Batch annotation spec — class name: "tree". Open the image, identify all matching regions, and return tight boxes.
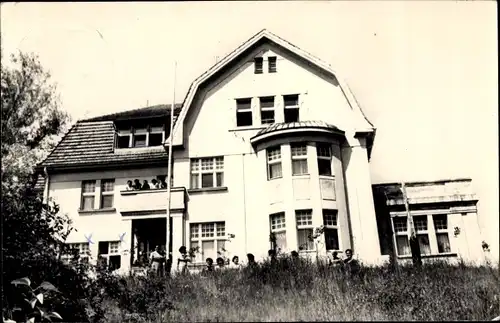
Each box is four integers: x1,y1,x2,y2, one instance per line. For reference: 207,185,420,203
1,49,70,189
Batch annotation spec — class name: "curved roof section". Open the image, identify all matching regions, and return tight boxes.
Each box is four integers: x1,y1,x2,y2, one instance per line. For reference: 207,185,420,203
250,120,345,146
170,29,375,145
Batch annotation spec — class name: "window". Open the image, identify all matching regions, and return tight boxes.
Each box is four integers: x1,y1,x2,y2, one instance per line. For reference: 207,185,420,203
323,210,339,251
81,180,96,210
296,210,314,251
236,98,253,127
254,57,263,74
115,124,166,148
392,215,447,257
62,243,90,264
98,241,121,270
433,214,451,253
267,146,282,180
100,179,115,209
268,56,277,73
413,215,431,255
190,157,224,189
317,143,333,176
270,212,287,252
284,94,300,123
260,96,275,124
291,143,308,175
190,222,226,262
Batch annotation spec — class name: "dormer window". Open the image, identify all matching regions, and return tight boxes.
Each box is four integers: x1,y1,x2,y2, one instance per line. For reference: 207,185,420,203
284,94,300,123
254,57,263,74
115,122,166,149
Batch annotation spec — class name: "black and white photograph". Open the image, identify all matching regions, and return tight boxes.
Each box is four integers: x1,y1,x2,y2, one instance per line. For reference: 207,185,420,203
1,1,498,322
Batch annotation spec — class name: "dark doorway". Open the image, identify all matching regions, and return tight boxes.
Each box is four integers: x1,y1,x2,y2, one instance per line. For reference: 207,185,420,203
131,218,167,267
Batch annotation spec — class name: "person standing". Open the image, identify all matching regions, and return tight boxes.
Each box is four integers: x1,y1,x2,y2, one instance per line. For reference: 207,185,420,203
149,246,165,277
177,246,190,275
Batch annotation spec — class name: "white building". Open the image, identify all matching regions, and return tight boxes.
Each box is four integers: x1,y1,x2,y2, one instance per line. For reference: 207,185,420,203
35,29,490,273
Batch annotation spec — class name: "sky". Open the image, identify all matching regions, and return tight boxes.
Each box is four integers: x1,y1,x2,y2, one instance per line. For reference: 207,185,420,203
1,1,498,249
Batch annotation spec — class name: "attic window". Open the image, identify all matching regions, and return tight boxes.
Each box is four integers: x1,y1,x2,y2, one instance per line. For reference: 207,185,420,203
115,124,166,149
284,94,300,123
254,57,263,74
268,57,277,73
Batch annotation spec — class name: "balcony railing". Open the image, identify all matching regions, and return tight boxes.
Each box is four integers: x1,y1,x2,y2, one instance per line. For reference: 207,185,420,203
120,187,186,215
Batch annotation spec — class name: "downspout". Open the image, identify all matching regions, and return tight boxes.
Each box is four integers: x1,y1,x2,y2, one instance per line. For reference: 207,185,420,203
242,153,248,254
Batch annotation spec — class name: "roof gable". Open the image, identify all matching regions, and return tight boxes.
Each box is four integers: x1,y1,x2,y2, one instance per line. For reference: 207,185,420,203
170,29,375,146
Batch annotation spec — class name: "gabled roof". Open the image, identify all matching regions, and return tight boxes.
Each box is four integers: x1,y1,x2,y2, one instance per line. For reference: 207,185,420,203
37,105,181,171
170,29,375,146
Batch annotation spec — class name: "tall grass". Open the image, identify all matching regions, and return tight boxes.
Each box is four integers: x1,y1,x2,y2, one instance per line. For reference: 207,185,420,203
95,257,500,322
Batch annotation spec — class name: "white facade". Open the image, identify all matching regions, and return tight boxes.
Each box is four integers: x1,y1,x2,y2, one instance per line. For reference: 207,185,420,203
40,30,491,273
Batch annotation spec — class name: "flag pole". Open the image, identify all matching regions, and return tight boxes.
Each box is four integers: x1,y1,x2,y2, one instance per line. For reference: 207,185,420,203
401,182,421,267
166,61,177,269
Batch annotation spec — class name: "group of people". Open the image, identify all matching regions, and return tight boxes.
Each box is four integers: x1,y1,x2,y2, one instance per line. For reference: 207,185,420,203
125,177,168,191
146,245,360,277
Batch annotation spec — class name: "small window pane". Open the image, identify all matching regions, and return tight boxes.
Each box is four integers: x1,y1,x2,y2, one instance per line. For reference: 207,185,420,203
98,241,109,255
202,241,215,259
236,98,252,110
216,172,223,187
134,134,146,148
296,210,313,226
414,216,428,232
396,235,410,256
82,181,96,193
215,157,224,170
270,213,286,230
149,133,163,147
109,242,120,254
191,174,199,189
324,228,339,250
291,144,307,156
117,135,130,148
202,174,213,188
216,222,226,237
237,111,253,127
261,110,275,124
318,159,332,176
260,96,274,109
100,195,114,209
433,214,448,230
109,255,121,270
101,179,114,192
191,159,200,172
269,163,282,179
267,147,281,161
292,160,308,175
82,196,95,210
284,94,299,107
284,108,299,123
201,223,215,238
323,211,338,227
417,234,431,255
393,217,408,233
436,233,451,253
190,224,199,239
201,158,214,171
298,229,314,251
317,144,332,157
274,231,287,252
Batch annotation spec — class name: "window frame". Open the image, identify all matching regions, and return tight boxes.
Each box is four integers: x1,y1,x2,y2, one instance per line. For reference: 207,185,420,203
236,98,253,127
81,180,97,210
115,125,166,149
316,143,333,177
61,242,90,264
323,209,340,251
270,212,287,252
433,214,451,254
266,146,283,180
254,57,263,74
190,222,226,263
100,179,115,209
190,157,224,189
268,56,277,73
296,209,314,251
291,143,309,176
284,94,300,123
259,96,275,124
391,214,453,257
98,241,121,270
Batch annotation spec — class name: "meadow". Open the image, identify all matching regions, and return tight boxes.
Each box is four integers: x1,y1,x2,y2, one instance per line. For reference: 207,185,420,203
91,257,500,322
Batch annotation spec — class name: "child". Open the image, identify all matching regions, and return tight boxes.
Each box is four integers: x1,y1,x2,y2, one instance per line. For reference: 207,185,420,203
177,246,190,274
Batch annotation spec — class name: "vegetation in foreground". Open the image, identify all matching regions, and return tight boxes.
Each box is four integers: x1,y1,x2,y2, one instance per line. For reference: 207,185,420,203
91,257,499,322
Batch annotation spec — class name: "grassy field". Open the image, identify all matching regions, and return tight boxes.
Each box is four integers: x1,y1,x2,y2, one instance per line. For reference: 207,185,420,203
95,257,500,322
